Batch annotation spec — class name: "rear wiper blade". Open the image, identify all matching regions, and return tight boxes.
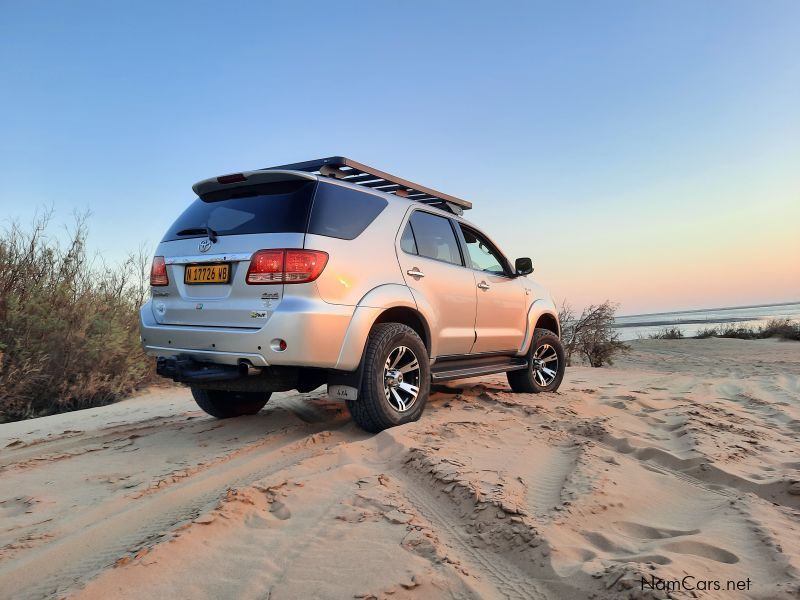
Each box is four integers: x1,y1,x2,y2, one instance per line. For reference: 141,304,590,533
175,226,218,243
175,227,207,237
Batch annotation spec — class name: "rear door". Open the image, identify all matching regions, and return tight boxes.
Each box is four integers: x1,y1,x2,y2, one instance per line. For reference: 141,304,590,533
396,210,477,357
152,178,315,328
456,224,526,354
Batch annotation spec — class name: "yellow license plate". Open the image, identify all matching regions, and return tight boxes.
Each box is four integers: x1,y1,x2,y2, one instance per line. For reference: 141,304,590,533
184,263,230,284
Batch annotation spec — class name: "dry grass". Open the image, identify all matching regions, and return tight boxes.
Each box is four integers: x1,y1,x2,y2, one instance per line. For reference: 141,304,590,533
0,211,160,422
649,326,684,339
694,319,799,341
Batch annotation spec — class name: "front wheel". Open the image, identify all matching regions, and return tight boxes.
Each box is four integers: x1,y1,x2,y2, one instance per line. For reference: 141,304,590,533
190,387,271,419
347,323,430,433
507,328,565,393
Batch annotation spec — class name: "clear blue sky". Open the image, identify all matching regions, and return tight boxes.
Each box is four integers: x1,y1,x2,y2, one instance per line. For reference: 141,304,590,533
1,1,798,313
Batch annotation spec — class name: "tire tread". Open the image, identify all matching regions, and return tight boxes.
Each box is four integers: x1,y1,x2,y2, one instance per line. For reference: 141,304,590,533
347,323,429,433
507,328,565,393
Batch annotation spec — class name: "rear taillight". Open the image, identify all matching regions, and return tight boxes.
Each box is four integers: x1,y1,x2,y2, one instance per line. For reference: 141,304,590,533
246,250,284,284
150,256,169,286
246,249,328,284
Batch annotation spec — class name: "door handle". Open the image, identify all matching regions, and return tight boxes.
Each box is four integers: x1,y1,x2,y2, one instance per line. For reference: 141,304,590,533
406,268,425,278
477,281,490,290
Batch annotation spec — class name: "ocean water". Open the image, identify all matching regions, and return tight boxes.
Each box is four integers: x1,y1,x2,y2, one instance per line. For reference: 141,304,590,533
613,301,800,341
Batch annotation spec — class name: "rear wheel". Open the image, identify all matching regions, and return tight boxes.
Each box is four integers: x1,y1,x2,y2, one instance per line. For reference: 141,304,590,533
347,323,430,433
190,387,271,419
507,328,565,393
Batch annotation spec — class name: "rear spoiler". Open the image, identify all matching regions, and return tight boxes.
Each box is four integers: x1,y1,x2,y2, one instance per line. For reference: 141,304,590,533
192,170,316,199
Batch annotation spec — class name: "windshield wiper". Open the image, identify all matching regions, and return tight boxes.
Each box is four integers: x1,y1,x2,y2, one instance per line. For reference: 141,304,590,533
175,226,218,242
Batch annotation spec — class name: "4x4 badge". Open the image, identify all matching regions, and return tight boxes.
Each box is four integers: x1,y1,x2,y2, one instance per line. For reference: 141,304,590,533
198,239,212,253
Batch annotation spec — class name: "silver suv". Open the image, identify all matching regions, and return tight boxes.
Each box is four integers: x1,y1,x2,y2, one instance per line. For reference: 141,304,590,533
140,157,564,432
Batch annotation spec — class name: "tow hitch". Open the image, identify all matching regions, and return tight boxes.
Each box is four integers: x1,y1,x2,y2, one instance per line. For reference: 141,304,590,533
156,355,254,384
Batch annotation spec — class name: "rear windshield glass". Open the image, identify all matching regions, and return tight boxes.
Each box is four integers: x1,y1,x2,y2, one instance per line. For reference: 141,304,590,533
161,180,316,242
307,182,387,240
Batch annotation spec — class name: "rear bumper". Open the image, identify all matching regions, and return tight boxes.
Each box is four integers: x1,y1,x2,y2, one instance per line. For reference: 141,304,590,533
139,297,355,369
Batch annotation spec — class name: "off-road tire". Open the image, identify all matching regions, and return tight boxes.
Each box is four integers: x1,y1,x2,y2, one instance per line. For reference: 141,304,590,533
507,328,565,393
347,323,430,433
190,387,271,419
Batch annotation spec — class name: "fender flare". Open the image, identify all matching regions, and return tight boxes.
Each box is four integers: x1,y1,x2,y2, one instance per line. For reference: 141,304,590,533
517,299,560,355
334,284,422,371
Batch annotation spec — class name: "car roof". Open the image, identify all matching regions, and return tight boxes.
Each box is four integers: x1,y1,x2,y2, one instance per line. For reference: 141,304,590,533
193,168,483,229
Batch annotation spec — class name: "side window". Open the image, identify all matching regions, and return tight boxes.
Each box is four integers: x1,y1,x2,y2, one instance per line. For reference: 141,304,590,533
308,182,388,240
400,222,418,254
408,211,463,266
459,226,508,275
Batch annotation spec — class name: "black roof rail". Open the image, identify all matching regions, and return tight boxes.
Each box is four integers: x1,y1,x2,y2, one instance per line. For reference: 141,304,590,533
264,156,471,215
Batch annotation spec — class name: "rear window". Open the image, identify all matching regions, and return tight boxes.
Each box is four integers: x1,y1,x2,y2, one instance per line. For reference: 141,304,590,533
407,211,463,266
307,182,387,240
162,180,316,242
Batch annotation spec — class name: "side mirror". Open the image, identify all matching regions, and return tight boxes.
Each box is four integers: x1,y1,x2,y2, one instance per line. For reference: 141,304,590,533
514,257,533,276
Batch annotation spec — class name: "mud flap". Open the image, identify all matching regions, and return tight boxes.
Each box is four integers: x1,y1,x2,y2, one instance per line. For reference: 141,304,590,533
327,365,364,402
327,385,358,401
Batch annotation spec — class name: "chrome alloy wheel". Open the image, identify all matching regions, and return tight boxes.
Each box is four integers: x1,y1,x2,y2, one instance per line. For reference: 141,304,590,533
383,345,421,412
531,343,559,387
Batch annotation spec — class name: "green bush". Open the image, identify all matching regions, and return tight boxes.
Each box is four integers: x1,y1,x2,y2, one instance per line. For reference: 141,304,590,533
0,212,158,422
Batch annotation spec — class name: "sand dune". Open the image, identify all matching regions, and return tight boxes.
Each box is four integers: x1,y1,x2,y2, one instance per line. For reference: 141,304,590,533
1,338,798,599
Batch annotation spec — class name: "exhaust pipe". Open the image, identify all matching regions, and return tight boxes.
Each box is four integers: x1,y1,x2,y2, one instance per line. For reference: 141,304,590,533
238,360,262,377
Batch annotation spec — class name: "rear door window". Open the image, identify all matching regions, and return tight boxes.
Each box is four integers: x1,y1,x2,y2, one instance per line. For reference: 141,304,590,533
308,182,388,240
162,180,316,241
399,222,418,254
407,211,463,266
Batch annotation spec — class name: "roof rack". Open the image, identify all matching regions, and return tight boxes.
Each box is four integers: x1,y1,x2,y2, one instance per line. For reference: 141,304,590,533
264,156,471,215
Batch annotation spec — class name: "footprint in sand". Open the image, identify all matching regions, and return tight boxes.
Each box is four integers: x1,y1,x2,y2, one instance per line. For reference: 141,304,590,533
582,531,637,554
662,540,739,564
603,400,627,410
245,513,271,529
614,521,699,540
270,500,291,520
611,554,672,565
0,497,35,518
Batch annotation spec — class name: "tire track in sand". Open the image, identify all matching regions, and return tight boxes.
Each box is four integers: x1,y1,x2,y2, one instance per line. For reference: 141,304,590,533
0,422,353,600
393,468,549,600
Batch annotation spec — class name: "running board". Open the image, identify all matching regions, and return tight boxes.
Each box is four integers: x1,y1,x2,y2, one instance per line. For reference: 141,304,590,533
430,357,528,382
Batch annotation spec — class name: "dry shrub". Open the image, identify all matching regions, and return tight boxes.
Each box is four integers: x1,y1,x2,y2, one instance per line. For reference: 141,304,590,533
0,211,158,422
693,318,799,341
558,300,629,367
694,327,717,339
649,327,684,339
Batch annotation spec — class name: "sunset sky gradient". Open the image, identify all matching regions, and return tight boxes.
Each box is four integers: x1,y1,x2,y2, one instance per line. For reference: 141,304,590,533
1,1,798,313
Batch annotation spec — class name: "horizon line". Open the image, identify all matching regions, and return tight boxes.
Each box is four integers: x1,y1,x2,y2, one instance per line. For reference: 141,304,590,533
618,299,800,320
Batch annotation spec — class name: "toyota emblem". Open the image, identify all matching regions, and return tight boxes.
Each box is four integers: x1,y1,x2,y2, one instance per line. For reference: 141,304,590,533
198,238,212,253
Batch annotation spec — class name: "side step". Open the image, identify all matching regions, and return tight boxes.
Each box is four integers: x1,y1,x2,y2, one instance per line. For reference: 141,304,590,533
430,355,528,382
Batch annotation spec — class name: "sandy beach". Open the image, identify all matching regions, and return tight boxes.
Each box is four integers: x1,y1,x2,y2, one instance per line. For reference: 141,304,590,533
1,338,798,599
